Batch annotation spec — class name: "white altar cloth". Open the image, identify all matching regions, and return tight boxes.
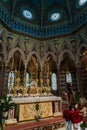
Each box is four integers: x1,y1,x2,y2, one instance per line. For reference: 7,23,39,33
12,96,62,104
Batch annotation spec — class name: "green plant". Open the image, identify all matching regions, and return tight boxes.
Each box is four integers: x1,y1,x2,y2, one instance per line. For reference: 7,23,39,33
80,123,87,129
0,96,15,112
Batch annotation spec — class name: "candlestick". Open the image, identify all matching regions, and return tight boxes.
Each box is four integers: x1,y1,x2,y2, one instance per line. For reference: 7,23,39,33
12,56,14,70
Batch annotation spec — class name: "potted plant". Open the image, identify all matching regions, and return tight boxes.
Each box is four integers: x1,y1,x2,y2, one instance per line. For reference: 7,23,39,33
0,95,15,118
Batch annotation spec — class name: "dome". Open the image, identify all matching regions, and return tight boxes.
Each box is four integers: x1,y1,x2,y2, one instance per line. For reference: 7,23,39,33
0,0,87,39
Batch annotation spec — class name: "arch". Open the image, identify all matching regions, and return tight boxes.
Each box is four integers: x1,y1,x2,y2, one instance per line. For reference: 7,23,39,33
76,44,87,66
27,51,41,67
10,37,24,51
58,49,75,67
7,48,26,67
42,51,57,67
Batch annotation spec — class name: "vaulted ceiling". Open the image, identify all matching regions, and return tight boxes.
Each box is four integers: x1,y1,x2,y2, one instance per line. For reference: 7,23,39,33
0,0,87,39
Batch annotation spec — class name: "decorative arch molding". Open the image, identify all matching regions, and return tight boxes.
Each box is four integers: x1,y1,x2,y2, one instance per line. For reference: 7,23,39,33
61,40,73,51
7,48,26,66
58,49,75,67
42,52,57,67
79,33,87,43
0,28,4,34
27,51,41,68
10,37,24,51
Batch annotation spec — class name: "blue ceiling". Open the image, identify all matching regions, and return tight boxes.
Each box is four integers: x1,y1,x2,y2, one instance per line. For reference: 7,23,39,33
0,0,87,39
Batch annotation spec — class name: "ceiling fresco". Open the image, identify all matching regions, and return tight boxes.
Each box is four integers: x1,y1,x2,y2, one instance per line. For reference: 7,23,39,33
0,0,87,39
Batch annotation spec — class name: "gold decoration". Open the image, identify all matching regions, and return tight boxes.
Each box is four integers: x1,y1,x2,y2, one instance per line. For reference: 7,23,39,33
13,86,17,96
46,78,51,95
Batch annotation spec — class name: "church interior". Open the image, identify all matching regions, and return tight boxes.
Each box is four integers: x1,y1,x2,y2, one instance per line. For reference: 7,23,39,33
0,0,87,130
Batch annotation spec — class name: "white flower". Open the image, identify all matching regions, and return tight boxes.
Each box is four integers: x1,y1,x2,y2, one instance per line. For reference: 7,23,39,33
1,99,5,103
81,107,87,117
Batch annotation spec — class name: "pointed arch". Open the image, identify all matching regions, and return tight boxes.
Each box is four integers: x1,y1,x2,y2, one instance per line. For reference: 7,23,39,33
42,52,57,67
10,37,24,51
7,48,26,66
58,49,75,67
27,51,41,67
76,44,87,66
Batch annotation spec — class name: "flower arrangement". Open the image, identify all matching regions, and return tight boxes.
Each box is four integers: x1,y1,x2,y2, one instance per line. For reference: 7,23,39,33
80,106,87,129
0,96,15,112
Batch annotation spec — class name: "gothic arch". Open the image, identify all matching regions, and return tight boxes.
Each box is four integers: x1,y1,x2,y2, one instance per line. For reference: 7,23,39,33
58,49,75,67
10,37,24,51
7,48,26,66
27,51,41,67
76,44,87,66
42,52,57,67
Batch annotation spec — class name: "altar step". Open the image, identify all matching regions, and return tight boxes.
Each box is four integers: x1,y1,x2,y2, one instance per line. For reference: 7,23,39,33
6,116,65,130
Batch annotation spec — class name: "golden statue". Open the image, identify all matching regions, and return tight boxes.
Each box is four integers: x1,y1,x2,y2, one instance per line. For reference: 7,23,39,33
13,86,17,96
13,70,21,96
15,71,20,88
22,86,27,96
46,78,51,95
38,79,43,95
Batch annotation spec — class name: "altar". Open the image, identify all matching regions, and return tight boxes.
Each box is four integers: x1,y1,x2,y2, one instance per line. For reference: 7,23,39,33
9,96,62,122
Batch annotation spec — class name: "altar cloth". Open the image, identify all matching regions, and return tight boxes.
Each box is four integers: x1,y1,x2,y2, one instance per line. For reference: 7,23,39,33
12,96,62,104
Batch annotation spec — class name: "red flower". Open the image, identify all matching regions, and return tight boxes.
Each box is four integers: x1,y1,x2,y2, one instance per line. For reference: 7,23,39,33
71,110,83,124
63,110,83,124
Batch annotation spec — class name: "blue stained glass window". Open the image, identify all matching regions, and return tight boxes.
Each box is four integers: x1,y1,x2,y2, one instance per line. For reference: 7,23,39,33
23,10,32,19
51,13,60,21
79,0,87,6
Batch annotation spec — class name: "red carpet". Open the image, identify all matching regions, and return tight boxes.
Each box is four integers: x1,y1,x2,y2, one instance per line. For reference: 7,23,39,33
6,117,64,130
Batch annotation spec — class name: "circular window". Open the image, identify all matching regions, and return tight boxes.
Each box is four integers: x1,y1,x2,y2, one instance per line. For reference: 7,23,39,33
51,12,60,21
79,0,87,6
23,9,33,19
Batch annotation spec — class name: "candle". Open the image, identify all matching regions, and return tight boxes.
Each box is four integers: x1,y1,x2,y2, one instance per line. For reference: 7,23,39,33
12,56,14,70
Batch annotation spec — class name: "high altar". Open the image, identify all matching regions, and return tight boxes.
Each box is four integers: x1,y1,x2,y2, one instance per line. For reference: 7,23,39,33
6,95,62,125
6,77,62,124
6,76,63,125
12,96,62,122
6,56,63,124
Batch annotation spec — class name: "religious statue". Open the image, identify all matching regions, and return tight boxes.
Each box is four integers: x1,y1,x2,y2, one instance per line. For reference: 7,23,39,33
15,76,20,88
38,79,43,95
28,80,38,96
46,78,51,95
67,83,75,107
